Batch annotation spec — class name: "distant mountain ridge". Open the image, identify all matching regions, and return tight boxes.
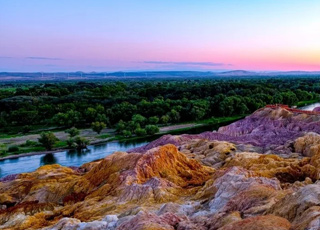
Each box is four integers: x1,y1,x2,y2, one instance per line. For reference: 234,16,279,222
0,70,319,81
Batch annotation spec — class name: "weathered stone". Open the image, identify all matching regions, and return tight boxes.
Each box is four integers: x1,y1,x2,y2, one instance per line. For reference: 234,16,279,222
1,106,320,229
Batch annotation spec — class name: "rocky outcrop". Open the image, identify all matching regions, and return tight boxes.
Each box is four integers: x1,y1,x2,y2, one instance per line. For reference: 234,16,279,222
131,107,320,155
1,106,320,229
294,132,320,157
313,107,320,113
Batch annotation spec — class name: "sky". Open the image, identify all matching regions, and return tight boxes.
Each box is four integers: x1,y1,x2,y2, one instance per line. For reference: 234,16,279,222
0,0,319,72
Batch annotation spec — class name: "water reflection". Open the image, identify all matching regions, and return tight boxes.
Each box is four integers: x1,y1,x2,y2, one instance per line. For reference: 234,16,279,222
40,153,57,165
0,140,149,178
0,116,255,179
67,148,91,159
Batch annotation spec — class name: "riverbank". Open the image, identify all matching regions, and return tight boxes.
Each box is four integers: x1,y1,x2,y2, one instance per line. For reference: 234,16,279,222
0,116,244,160
296,99,319,108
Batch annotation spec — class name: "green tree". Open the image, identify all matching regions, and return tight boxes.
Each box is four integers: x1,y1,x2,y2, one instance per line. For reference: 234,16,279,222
281,92,299,106
135,128,147,136
122,130,132,137
85,107,97,123
145,125,159,135
96,114,109,124
168,109,180,122
66,138,77,148
74,136,89,149
91,121,106,134
116,120,126,133
22,125,31,134
65,127,80,137
148,116,159,124
160,115,170,124
38,132,59,150
132,114,146,126
53,110,81,127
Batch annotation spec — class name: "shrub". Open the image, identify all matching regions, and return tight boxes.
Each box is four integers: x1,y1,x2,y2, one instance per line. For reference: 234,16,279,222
160,115,170,125
134,128,146,136
145,125,159,135
65,127,80,137
8,145,19,152
24,140,38,146
38,132,59,150
122,130,132,137
66,138,76,148
22,125,31,134
91,121,106,134
74,136,89,149
148,116,159,124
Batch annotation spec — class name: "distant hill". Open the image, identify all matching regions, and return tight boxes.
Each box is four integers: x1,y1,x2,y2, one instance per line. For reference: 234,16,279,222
0,70,319,81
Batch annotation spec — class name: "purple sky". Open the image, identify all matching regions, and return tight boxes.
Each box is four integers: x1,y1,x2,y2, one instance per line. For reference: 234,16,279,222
0,0,319,72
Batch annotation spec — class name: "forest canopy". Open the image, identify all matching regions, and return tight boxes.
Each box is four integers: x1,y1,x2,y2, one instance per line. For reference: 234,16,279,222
0,78,319,134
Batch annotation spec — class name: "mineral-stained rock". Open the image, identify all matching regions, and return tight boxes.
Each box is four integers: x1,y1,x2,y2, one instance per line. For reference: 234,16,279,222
206,167,281,214
313,107,320,113
217,215,291,230
117,211,182,230
294,132,320,157
130,107,320,155
224,152,319,183
178,139,236,168
291,206,320,230
0,144,214,229
269,184,320,222
1,106,320,229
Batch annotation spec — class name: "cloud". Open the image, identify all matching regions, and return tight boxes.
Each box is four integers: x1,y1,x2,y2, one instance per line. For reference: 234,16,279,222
26,57,63,60
0,56,13,59
143,61,232,67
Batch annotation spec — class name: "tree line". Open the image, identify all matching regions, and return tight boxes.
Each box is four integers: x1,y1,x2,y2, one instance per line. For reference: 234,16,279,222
0,78,319,137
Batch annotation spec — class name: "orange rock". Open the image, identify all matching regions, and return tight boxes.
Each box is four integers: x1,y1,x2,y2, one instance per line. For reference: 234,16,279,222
218,215,291,230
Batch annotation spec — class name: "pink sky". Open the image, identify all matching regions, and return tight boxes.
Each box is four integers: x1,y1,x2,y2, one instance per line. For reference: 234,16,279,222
0,0,319,72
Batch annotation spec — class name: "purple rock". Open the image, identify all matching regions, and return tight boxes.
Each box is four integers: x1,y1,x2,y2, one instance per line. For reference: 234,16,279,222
313,107,320,112
129,107,320,155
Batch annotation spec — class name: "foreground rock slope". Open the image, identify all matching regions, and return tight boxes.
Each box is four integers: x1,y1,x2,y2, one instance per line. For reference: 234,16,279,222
1,106,320,229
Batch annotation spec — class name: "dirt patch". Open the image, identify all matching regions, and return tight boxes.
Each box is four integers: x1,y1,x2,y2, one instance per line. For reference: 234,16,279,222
159,123,202,133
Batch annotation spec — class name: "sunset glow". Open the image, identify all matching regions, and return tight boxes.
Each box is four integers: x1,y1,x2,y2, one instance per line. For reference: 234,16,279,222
0,0,319,72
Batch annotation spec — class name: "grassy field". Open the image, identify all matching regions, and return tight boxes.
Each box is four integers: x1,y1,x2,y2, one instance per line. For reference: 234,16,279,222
296,99,319,108
198,115,245,125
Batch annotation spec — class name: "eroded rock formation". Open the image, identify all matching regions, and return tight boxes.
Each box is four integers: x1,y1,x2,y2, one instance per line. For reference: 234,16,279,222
1,106,320,229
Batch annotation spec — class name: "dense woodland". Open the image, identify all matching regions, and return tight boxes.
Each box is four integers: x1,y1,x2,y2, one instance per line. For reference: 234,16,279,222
0,78,319,136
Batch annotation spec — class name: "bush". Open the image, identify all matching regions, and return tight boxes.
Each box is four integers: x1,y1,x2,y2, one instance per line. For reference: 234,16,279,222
134,128,146,136
148,116,159,124
21,140,39,147
145,125,159,135
66,137,89,149
0,144,7,155
91,121,106,134
8,145,19,152
122,130,132,137
74,136,89,149
66,138,76,148
38,132,59,150
160,115,170,124
65,127,80,137
22,125,31,134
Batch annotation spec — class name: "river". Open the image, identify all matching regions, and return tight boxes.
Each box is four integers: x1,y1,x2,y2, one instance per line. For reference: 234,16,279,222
299,102,320,111
0,120,235,178
1,103,318,178
0,140,148,178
